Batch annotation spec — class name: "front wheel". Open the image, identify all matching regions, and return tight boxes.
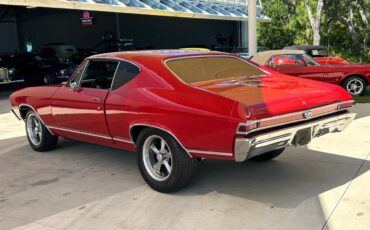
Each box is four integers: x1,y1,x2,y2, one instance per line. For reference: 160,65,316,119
342,76,367,96
250,148,285,161
25,110,58,151
136,128,198,193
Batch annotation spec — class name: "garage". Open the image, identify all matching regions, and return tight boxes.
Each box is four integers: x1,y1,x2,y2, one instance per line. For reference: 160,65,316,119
0,0,269,87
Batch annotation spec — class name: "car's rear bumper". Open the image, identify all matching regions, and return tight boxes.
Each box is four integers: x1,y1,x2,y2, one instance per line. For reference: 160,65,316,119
234,112,356,162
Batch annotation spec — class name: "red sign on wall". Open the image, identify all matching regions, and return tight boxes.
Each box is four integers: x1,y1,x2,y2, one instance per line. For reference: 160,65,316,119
81,11,94,26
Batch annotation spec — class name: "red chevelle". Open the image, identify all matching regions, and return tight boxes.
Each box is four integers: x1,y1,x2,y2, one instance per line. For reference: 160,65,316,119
10,50,356,192
251,50,370,96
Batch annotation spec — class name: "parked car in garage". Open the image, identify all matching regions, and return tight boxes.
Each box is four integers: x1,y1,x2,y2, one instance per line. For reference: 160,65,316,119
43,43,78,61
9,50,356,192
7,53,77,86
251,50,370,96
65,50,98,65
284,45,348,65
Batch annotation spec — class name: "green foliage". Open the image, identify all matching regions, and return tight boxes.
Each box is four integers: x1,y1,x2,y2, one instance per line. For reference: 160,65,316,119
258,0,370,63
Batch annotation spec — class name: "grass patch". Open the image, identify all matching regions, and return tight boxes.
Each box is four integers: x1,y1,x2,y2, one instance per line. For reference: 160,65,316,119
354,87,370,103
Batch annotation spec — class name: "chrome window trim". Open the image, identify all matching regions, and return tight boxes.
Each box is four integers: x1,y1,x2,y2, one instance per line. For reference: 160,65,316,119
163,54,271,85
18,104,55,135
76,59,120,91
237,100,355,135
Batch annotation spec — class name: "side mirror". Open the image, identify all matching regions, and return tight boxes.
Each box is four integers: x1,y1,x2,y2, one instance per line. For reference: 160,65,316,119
70,81,78,89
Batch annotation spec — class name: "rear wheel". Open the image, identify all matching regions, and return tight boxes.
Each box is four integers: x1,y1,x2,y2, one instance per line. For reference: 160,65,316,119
136,128,198,193
250,148,285,161
25,110,58,151
342,76,367,96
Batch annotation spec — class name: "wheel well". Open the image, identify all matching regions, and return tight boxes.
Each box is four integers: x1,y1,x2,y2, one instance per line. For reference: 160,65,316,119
130,125,147,143
341,74,368,86
19,105,32,120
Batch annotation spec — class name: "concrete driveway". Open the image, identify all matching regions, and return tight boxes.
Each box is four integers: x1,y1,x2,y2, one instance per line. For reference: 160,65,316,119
0,91,369,230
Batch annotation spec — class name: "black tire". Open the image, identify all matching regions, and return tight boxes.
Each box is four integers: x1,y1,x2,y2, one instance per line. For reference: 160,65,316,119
250,148,285,161
25,110,58,152
136,128,198,193
342,76,367,96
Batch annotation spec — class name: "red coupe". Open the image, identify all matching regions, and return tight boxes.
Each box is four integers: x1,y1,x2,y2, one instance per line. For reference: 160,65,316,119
251,50,370,96
10,50,356,192
283,45,349,65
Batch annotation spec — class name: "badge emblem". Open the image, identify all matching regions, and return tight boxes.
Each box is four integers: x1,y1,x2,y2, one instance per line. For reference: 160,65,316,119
303,111,313,119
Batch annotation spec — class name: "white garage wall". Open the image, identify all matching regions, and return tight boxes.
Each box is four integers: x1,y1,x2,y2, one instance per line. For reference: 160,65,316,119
14,8,237,52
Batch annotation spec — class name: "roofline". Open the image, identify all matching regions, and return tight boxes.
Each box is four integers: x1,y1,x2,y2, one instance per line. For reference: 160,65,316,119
0,0,271,22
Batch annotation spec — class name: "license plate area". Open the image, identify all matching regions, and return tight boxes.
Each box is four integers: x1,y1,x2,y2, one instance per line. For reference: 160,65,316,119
293,127,312,146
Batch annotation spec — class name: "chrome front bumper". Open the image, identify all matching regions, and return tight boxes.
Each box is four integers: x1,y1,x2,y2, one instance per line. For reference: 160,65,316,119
234,112,356,162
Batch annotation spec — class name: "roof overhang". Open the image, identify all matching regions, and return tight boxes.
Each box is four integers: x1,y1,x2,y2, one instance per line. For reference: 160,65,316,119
0,0,270,22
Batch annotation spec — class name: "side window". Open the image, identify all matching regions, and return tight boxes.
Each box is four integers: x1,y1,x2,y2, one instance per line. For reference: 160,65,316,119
70,61,87,85
80,60,118,90
111,61,140,90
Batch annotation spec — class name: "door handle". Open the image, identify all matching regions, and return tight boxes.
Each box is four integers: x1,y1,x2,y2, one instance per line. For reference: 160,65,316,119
92,97,102,102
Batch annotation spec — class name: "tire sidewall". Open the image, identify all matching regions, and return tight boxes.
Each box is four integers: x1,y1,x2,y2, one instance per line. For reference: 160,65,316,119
25,111,46,151
343,76,367,96
136,129,187,191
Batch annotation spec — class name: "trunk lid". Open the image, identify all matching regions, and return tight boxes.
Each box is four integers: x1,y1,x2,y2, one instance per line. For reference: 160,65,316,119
192,74,342,119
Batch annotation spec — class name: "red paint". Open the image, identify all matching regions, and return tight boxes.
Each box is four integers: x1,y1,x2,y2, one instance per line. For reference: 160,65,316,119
9,51,354,161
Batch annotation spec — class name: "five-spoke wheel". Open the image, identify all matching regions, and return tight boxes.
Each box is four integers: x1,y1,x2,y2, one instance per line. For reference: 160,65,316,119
25,110,58,151
342,76,367,96
137,128,198,193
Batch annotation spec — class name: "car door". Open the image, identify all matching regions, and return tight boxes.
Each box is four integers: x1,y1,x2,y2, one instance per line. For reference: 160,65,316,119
51,59,119,143
269,54,324,81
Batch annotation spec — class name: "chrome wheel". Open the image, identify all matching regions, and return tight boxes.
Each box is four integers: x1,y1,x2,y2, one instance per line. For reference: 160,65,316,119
346,79,364,96
26,114,42,146
142,135,173,181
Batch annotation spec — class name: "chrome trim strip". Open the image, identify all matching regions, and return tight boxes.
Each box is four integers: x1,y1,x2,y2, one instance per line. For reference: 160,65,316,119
237,100,354,135
188,149,233,157
113,137,135,144
18,104,55,136
48,125,112,140
129,123,193,158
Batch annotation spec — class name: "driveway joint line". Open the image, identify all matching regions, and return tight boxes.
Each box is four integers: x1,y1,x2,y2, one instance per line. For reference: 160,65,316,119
321,151,370,230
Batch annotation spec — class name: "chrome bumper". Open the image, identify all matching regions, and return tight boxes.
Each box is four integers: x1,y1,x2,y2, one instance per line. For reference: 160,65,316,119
234,113,356,162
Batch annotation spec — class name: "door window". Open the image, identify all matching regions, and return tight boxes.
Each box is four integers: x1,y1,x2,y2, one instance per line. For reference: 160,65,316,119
111,61,140,90
80,60,118,90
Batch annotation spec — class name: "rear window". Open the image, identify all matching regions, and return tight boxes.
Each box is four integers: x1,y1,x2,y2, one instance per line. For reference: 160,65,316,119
165,56,266,84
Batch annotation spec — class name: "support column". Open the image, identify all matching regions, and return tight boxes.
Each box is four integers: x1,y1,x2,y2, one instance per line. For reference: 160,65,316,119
248,0,257,55
115,13,120,40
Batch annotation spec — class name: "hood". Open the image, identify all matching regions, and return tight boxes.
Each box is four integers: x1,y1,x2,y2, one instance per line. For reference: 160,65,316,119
192,74,351,119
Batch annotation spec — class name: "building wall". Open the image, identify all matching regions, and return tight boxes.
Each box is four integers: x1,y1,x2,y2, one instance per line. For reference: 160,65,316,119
13,8,237,52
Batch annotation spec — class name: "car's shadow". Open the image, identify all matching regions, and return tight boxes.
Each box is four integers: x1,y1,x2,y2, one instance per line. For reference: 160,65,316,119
0,137,368,228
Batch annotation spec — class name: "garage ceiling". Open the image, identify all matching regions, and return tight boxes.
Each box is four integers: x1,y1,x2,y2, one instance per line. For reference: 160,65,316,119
0,0,270,21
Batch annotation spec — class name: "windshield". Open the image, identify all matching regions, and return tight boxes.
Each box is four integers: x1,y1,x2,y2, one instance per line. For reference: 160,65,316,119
166,56,266,84
303,54,320,66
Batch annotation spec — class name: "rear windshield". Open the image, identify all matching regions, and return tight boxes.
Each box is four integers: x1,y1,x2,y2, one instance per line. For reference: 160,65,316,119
166,56,266,84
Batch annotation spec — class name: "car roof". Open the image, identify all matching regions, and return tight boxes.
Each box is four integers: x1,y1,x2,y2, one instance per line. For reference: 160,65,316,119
89,50,227,62
284,45,327,51
251,50,305,65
